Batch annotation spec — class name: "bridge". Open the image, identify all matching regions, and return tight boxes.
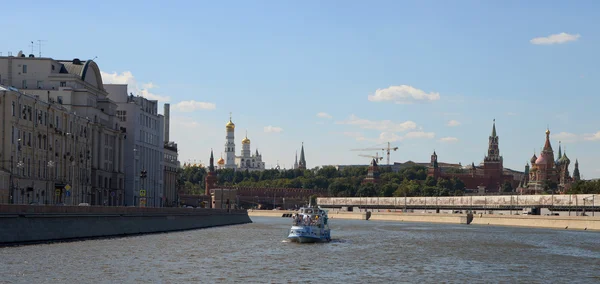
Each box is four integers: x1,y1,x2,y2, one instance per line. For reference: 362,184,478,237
318,194,600,214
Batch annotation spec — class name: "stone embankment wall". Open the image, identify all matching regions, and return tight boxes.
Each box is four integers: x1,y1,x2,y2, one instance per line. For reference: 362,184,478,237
0,205,251,245
318,194,599,208
471,214,600,230
249,209,600,231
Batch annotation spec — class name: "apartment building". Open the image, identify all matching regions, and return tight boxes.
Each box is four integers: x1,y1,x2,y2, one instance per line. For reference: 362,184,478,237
0,52,125,205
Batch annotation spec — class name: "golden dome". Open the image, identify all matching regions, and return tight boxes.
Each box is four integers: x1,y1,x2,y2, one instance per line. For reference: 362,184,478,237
226,120,235,131
545,129,550,135
217,157,225,165
242,136,250,144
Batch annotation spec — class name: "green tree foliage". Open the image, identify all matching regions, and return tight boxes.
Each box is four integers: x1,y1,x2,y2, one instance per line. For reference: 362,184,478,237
179,165,467,197
567,180,600,194
501,181,513,193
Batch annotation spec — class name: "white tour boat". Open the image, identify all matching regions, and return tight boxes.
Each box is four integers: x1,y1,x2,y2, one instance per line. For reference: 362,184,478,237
288,203,331,243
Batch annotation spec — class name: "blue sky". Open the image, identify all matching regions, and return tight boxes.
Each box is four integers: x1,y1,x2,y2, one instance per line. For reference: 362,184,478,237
4,0,600,177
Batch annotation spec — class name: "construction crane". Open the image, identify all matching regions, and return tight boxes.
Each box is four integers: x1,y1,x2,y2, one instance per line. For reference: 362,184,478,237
351,142,399,165
358,153,383,163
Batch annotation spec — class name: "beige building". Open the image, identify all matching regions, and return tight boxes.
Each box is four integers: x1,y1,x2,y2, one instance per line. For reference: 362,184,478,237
162,103,179,207
0,53,125,205
0,86,92,204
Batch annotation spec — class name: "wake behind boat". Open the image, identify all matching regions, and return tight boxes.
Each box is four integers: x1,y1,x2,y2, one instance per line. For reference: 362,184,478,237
288,204,331,243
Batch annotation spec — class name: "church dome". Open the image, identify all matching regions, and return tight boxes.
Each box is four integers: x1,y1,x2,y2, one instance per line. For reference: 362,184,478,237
242,136,250,144
226,120,235,131
530,154,537,164
559,153,570,164
535,153,546,165
217,157,225,165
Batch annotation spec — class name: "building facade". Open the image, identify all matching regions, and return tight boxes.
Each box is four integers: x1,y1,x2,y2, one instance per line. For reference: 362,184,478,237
222,115,265,171
0,53,125,205
428,120,520,192
104,84,164,207
520,129,578,194
162,103,179,207
0,86,95,205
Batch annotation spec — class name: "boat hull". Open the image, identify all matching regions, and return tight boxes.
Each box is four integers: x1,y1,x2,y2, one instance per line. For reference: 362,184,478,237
287,226,331,243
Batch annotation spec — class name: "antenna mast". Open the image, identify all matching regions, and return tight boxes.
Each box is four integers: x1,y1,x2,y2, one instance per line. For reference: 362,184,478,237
37,40,47,57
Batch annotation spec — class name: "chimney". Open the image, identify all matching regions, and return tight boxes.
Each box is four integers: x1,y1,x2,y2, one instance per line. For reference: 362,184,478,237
164,103,170,143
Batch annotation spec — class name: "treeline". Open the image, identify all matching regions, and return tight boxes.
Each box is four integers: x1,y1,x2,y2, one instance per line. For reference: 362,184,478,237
179,165,469,197
567,180,600,194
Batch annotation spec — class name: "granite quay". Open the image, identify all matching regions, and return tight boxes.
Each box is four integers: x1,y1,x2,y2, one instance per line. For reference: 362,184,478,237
0,205,251,245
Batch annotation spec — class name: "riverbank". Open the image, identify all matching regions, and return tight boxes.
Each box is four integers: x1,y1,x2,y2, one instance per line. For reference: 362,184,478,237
248,210,600,231
0,205,252,245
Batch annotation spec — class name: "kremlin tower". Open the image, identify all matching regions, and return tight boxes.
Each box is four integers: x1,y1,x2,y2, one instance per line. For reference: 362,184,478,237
224,113,236,169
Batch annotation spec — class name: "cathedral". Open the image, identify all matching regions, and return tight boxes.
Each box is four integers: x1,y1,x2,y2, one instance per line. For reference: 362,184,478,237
518,129,580,194
223,114,266,171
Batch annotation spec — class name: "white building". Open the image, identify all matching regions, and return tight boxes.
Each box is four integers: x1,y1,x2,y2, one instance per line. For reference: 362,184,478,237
223,115,265,171
104,84,164,207
0,52,125,205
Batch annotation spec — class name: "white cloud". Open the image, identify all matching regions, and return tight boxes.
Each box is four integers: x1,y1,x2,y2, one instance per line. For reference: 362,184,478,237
405,131,435,139
447,120,461,127
316,112,332,119
440,137,459,143
530,32,580,45
553,132,578,143
583,131,600,141
171,116,200,129
336,114,417,132
172,100,216,112
378,132,404,142
101,71,171,102
368,85,440,104
343,132,368,141
264,126,283,133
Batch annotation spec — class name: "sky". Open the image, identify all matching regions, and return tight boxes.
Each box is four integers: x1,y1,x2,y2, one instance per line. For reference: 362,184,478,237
3,0,600,178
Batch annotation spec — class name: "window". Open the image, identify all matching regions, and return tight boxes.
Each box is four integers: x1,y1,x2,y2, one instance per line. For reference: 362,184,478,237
23,65,27,74
22,80,27,88
37,81,43,89
11,101,15,116
57,96,63,104
51,65,55,71
11,126,14,144
60,82,66,87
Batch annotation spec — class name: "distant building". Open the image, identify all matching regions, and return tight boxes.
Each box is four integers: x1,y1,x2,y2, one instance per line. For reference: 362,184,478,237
105,84,164,207
298,143,307,170
519,129,579,194
223,115,265,171
162,103,179,207
427,120,521,192
362,158,380,184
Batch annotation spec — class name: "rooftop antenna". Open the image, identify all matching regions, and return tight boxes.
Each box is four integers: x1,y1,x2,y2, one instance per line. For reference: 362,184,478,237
37,40,47,57
91,56,98,61
29,41,35,55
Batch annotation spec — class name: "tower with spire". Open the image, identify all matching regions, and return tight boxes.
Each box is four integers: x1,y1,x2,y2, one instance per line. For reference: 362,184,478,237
205,149,218,197
293,151,299,170
363,158,380,184
224,113,236,169
298,143,307,170
483,119,504,178
573,159,581,181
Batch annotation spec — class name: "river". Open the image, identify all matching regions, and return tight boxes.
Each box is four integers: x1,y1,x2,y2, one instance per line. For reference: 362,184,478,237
1,216,600,283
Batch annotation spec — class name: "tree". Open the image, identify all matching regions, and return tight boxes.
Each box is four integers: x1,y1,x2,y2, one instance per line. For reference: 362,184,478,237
356,183,378,197
501,181,513,193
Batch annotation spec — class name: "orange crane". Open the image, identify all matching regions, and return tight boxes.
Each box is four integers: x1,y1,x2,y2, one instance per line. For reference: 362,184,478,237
351,142,398,165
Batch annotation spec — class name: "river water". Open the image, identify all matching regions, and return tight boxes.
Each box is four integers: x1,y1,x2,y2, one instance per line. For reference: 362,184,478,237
1,217,600,283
